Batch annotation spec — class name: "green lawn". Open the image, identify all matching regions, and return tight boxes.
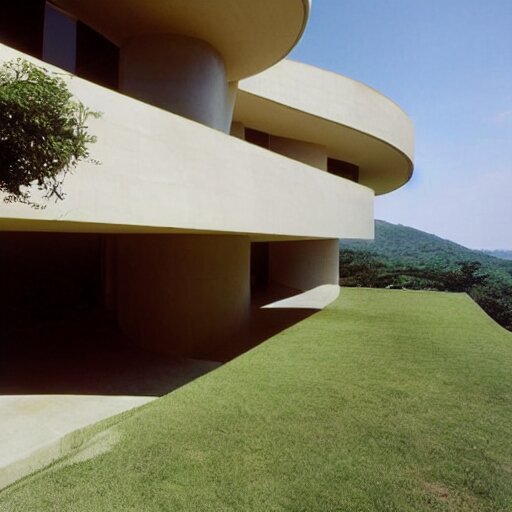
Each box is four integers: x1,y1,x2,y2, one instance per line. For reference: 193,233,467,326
2,289,512,511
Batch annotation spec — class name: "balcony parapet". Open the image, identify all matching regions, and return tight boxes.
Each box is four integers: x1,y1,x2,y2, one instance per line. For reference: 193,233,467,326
236,60,415,194
0,44,373,241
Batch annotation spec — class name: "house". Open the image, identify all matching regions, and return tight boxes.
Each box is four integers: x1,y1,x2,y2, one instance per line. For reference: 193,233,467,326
0,1,414,359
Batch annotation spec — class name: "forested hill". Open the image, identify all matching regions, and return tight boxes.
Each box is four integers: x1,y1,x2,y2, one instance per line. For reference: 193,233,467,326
484,250,512,261
342,220,512,282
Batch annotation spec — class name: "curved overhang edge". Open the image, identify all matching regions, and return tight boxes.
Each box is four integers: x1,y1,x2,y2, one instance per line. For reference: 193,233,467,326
49,0,311,82
290,59,414,129
253,0,311,81
234,87,415,195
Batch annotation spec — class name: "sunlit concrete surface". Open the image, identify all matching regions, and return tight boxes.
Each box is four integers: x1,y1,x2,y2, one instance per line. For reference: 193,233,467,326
0,394,153,490
0,317,220,490
261,284,340,310
237,60,414,194
0,45,374,241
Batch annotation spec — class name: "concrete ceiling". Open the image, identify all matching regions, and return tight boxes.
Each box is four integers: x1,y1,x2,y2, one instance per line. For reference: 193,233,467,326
50,0,310,81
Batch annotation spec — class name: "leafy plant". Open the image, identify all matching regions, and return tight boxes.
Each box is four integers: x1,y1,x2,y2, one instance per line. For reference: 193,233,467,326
0,58,100,207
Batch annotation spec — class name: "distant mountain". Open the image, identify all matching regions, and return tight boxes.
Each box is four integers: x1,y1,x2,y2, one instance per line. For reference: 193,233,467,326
342,220,512,285
484,250,512,261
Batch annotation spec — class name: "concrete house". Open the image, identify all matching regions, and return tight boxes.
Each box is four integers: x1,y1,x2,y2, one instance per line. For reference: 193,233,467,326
0,1,414,360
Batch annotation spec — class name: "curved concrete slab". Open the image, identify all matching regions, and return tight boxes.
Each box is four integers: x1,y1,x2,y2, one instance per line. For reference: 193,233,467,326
236,60,415,194
50,0,310,81
0,45,374,241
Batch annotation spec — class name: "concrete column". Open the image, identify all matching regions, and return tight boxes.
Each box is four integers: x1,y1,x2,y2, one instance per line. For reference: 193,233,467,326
269,239,339,291
119,35,235,132
269,135,327,171
116,234,250,359
230,121,245,140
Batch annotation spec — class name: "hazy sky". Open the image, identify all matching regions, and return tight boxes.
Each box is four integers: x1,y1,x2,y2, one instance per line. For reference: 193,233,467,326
289,0,512,250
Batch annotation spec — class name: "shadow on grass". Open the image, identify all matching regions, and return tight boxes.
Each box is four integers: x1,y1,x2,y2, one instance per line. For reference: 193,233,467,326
208,284,318,362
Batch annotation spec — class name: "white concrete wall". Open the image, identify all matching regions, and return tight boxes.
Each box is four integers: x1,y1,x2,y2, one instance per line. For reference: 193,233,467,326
116,234,250,359
0,45,375,242
269,135,327,171
120,35,234,132
269,239,339,291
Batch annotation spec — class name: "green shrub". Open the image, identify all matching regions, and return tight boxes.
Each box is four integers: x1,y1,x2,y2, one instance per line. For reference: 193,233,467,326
0,58,100,207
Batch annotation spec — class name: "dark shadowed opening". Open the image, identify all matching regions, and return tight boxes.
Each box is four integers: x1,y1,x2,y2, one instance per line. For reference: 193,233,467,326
0,0,45,58
76,22,119,90
245,128,270,149
328,157,360,183
0,232,218,398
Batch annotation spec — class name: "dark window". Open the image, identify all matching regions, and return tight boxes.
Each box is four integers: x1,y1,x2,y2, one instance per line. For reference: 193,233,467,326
43,3,76,72
0,0,45,58
327,158,360,183
245,128,270,149
76,22,119,90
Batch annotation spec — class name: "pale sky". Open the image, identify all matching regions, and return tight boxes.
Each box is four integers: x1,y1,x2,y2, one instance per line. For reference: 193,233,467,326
289,0,512,250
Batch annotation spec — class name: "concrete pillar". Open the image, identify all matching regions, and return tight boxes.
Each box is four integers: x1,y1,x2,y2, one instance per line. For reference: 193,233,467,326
269,239,339,291
116,234,250,359
269,135,327,171
230,121,245,140
119,35,236,132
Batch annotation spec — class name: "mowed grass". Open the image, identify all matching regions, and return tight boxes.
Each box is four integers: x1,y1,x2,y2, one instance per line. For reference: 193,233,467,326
2,288,512,511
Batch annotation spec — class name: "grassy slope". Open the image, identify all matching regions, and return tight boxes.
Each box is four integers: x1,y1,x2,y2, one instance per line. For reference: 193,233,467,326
2,289,512,511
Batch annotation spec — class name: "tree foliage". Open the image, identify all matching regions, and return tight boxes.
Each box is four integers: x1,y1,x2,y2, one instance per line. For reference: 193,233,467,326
341,221,512,331
0,58,100,207
344,220,512,286
340,249,512,331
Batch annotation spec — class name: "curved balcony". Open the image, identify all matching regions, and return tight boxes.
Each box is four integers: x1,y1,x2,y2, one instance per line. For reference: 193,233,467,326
236,60,415,194
0,45,373,241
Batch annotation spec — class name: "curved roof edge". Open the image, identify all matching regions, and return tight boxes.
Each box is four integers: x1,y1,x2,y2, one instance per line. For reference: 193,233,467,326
51,0,311,81
236,59,415,194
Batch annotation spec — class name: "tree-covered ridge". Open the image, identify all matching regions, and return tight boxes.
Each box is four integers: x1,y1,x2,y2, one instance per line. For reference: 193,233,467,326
340,220,512,331
484,249,512,261
342,220,512,286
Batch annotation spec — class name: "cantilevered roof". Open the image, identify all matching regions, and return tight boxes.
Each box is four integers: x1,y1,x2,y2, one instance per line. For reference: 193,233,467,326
50,0,310,81
236,60,415,195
